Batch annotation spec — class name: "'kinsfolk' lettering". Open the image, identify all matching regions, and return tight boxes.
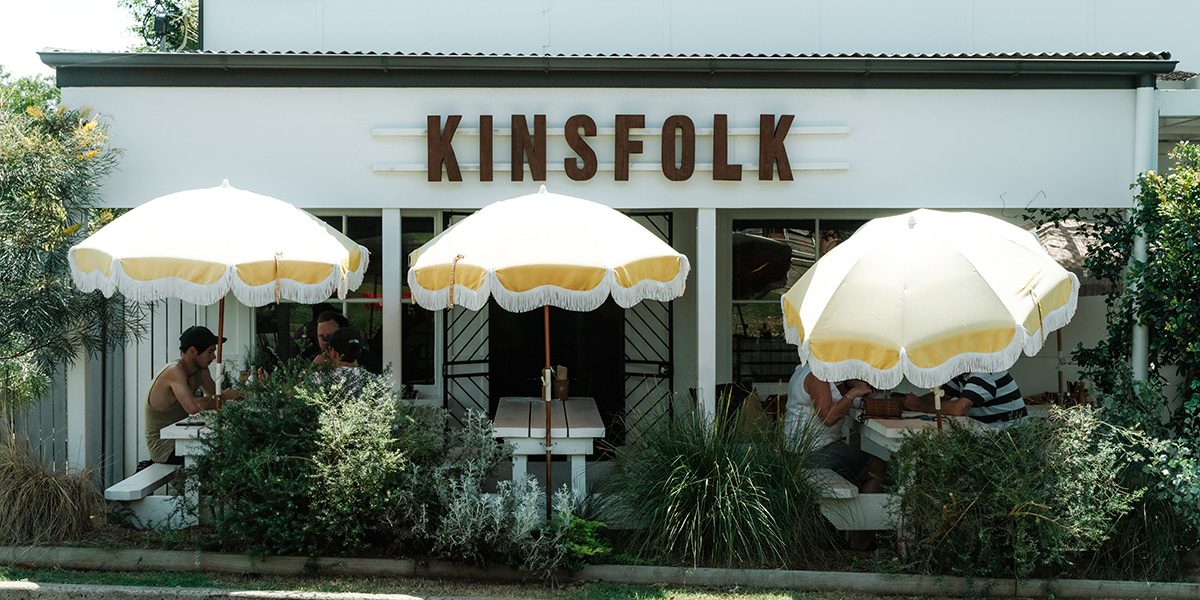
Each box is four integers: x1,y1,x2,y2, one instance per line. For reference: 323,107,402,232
427,114,794,183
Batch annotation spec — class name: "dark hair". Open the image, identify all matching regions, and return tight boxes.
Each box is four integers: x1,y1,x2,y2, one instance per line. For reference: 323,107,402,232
325,327,363,361
179,325,223,354
316,310,350,328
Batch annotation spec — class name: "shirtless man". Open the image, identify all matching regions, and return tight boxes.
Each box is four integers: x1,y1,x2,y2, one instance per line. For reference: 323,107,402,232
144,325,241,464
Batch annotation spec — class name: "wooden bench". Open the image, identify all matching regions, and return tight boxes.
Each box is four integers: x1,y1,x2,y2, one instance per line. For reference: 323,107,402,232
105,463,178,501
811,467,895,531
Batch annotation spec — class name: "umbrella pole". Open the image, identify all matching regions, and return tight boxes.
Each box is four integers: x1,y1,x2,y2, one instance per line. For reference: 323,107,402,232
1057,329,1065,402
544,305,553,520
215,298,225,409
932,387,943,431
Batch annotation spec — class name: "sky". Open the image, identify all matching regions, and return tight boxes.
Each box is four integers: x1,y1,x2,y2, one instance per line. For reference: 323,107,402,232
0,0,139,79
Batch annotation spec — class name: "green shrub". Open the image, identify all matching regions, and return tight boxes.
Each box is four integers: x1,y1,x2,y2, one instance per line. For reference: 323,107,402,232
561,516,612,572
596,404,837,568
891,407,1143,579
191,357,574,578
194,356,448,556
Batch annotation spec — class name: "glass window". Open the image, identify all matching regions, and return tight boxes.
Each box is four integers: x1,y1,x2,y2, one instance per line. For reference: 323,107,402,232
730,218,867,384
402,217,435,386
253,214,385,370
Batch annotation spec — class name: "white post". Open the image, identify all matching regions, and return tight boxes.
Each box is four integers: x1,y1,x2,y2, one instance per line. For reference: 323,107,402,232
696,208,717,422
65,352,89,474
382,208,403,390
1131,80,1156,381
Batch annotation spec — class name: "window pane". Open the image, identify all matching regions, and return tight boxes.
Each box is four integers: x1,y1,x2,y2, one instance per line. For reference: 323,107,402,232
402,217,435,289
345,216,382,300
731,303,796,383
402,303,435,385
732,219,816,301
818,219,868,255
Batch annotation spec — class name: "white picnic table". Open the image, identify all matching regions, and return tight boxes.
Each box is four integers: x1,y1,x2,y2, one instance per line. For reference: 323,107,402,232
103,416,209,529
492,396,606,499
847,407,979,460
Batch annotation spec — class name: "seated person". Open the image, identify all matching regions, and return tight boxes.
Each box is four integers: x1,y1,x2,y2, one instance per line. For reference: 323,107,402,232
313,309,383,374
295,302,336,360
785,364,888,495
145,326,241,465
313,326,376,395
903,370,1028,427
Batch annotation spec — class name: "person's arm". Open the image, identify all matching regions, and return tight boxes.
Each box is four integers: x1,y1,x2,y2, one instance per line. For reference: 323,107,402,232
194,369,241,408
806,374,870,426
163,368,213,415
903,391,972,416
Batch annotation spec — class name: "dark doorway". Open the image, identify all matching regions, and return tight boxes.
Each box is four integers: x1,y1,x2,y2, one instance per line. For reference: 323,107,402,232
488,299,625,455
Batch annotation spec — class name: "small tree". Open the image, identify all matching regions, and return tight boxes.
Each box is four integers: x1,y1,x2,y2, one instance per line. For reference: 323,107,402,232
0,67,138,417
1027,142,1200,545
118,0,200,52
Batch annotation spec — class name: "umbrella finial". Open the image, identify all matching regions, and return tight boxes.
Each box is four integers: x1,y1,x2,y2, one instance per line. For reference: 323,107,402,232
220,179,230,188
538,184,548,194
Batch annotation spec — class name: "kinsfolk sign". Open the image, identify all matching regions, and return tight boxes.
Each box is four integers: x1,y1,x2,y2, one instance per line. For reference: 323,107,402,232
409,114,850,183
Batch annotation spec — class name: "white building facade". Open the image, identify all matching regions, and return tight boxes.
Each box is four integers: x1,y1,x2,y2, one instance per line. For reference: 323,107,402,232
37,0,1200,483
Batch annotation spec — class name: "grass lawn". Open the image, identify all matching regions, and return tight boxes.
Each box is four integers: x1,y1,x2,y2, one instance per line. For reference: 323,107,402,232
0,565,918,600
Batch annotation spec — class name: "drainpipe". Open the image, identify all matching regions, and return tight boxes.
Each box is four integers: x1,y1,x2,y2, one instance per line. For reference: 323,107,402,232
696,208,717,422
1131,76,1156,382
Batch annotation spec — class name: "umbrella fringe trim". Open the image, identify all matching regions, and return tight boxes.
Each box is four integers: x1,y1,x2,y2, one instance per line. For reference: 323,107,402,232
406,256,690,313
790,272,1081,389
68,246,370,308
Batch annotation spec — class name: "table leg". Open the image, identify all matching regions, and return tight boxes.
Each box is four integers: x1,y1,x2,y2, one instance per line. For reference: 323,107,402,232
179,455,200,526
512,455,528,483
570,454,586,500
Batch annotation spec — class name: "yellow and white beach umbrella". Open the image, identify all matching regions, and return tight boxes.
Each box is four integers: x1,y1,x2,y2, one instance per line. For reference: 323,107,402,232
408,185,689,516
781,209,1079,390
408,185,689,312
69,180,370,391
70,180,368,307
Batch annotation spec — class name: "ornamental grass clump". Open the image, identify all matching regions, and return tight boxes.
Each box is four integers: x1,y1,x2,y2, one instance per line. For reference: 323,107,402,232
596,399,838,568
0,433,105,544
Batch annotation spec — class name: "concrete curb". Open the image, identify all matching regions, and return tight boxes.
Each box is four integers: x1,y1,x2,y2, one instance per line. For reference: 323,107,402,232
4,546,1200,599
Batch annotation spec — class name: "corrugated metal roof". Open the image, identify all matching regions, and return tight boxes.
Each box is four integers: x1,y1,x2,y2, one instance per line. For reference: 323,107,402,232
125,49,1171,60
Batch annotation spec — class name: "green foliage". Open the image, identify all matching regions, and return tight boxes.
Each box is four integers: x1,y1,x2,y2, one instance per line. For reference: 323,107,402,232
561,517,612,572
0,68,59,114
596,405,837,568
192,358,572,578
0,69,138,414
195,357,442,555
118,0,199,52
892,407,1150,579
1027,143,1200,434
1026,142,1200,554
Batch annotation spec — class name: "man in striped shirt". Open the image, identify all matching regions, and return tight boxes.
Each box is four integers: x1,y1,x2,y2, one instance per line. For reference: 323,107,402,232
903,371,1028,426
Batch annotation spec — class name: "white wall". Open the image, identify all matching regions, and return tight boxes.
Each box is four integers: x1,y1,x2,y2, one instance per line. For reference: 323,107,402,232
65,86,1135,212
203,0,1200,71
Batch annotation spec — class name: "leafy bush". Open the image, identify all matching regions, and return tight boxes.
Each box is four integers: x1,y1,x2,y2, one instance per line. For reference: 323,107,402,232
596,404,837,568
191,357,573,578
891,407,1145,579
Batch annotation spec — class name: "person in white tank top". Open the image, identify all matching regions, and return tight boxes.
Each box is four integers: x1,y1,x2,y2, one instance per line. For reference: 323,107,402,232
785,364,888,494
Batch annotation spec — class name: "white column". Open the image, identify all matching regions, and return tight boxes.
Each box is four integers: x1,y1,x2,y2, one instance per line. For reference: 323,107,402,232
1131,81,1156,381
382,209,403,390
65,352,89,473
696,208,717,421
